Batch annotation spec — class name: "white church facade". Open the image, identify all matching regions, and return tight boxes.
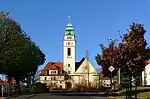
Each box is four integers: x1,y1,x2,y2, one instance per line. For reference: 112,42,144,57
40,17,110,89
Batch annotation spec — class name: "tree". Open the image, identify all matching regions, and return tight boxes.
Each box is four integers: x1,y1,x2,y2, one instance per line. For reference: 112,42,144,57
95,42,120,77
96,22,150,77
120,23,150,73
23,70,41,85
0,11,45,89
32,70,41,84
96,22,150,98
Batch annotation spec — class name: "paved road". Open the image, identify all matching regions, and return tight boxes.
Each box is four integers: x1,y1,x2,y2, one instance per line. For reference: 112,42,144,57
30,95,106,99
15,92,107,99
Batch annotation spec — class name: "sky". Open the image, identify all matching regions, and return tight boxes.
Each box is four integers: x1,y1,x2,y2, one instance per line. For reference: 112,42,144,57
0,0,150,71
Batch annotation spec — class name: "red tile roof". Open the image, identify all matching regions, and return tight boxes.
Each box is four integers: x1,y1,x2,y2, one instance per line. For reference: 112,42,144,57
40,57,85,76
40,62,63,76
146,59,150,65
0,79,16,85
0,80,8,84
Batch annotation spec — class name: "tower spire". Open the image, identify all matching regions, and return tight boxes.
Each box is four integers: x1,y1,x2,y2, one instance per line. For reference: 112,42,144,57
68,16,71,24
65,16,75,36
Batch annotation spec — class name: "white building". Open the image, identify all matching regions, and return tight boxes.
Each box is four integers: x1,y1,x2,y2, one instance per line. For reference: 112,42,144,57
40,17,110,90
142,63,150,86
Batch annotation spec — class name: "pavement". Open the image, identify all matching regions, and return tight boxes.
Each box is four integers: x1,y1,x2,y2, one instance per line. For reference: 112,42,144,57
1,92,128,99
13,92,108,99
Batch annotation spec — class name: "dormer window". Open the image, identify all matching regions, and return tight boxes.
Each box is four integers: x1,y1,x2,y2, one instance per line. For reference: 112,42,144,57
51,70,57,74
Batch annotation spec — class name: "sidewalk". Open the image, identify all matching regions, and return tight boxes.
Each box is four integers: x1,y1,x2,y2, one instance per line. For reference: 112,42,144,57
0,97,14,99
107,96,125,99
106,92,126,99
12,94,36,99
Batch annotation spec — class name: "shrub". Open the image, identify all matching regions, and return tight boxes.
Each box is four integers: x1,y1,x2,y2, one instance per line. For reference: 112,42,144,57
31,82,49,93
73,83,107,92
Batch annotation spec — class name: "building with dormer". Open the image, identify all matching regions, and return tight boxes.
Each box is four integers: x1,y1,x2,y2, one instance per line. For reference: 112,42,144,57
40,17,100,89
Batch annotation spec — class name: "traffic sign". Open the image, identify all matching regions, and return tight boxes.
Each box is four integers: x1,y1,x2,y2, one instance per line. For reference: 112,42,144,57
109,66,114,72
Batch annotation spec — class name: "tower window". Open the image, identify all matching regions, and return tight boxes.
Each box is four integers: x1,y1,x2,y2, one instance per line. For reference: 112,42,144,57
67,48,71,56
67,36,72,39
68,64,70,67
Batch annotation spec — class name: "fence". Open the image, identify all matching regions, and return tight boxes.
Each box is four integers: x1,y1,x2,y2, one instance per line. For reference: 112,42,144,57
0,84,29,97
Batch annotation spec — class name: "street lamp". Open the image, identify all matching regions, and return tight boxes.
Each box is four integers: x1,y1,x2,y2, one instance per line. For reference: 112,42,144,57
107,38,121,85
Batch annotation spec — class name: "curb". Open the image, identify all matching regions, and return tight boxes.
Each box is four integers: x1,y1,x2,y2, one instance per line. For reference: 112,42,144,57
27,94,36,99
8,93,36,99
107,96,124,99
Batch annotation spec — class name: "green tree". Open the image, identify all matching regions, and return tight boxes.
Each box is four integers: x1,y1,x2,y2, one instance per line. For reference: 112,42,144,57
0,11,45,89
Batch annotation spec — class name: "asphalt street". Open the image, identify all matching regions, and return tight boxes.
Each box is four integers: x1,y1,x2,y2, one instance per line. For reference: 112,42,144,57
29,95,107,99
15,92,107,99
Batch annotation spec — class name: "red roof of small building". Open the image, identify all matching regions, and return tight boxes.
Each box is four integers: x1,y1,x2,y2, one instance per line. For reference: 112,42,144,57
0,79,16,85
40,57,86,76
0,80,8,84
40,62,63,76
146,59,150,65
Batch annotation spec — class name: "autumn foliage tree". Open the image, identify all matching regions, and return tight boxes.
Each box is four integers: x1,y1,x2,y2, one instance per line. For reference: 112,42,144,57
96,22,150,81
95,42,119,77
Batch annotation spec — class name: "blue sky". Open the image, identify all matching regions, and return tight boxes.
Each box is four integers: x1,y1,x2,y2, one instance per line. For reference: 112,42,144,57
0,0,150,71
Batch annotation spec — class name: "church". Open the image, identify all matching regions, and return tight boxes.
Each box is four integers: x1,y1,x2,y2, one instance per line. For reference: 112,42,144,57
40,17,102,90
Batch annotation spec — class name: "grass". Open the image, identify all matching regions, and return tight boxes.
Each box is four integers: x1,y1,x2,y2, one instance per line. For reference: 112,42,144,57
117,86,150,98
137,91,150,98
118,86,150,93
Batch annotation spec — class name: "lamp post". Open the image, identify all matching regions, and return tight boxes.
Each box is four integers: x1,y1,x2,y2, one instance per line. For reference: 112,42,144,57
107,38,121,85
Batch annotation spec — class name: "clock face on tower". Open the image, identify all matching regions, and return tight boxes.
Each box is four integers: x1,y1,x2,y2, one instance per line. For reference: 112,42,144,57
68,42,70,45
65,41,74,46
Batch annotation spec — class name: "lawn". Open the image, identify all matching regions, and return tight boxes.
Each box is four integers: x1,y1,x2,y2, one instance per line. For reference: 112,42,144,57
117,86,150,98
118,86,150,93
137,91,150,98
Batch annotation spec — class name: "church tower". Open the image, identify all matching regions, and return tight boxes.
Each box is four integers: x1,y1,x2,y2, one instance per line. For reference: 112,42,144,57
63,16,76,75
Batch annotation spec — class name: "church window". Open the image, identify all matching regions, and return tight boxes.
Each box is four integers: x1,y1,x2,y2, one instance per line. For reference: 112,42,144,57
68,71,70,74
44,77,47,80
67,48,71,56
68,64,70,67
